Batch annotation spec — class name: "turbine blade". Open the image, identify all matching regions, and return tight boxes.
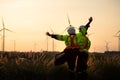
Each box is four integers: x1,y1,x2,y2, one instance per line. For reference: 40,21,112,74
114,35,119,37
74,27,79,30
116,30,120,35
49,27,54,34
67,14,71,26
5,28,13,32
118,30,120,33
2,17,5,27
114,30,120,37
0,29,4,31
62,26,69,34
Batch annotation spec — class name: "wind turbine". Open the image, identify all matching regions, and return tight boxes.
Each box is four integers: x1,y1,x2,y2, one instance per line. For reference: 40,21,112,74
62,14,73,34
47,36,48,51
114,30,120,51
45,31,50,51
50,27,55,51
0,17,13,54
34,43,37,52
105,41,111,52
13,40,16,52
86,33,94,37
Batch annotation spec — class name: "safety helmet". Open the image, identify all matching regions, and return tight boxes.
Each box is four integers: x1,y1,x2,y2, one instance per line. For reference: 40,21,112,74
67,26,75,35
79,25,85,31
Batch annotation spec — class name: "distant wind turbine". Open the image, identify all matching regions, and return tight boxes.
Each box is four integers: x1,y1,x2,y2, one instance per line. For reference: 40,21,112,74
50,27,55,51
46,33,48,51
86,33,94,37
0,17,13,54
114,30,120,51
45,30,50,51
105,41,111,51
34,43,37,52
13,40,16,52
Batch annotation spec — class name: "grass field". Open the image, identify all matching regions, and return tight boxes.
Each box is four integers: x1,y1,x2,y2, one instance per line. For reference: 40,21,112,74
0,51,120,80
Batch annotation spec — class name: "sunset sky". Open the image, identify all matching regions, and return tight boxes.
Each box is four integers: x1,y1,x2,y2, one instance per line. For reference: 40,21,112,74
0,0,120,52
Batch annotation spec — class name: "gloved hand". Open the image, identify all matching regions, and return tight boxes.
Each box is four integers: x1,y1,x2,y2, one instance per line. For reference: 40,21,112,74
46,32,51,36
89,17,93,22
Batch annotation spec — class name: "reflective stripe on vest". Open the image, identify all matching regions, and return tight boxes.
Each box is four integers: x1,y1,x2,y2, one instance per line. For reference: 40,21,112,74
65,35,79,49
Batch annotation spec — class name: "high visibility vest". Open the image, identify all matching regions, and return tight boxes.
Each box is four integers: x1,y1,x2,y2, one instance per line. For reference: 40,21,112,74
76,27,91,52
65,35,80,49
56,34,79,48
55,27,91,51
80,36,91,52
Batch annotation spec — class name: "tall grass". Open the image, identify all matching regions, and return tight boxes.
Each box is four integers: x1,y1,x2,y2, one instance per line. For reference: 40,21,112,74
0,51,56,80
88,53,120,80
0,52,120,80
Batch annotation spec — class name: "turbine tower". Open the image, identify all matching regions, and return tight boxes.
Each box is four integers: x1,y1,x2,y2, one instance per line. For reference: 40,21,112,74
114,30,120,51
105,41,110,52
0,17,12,54
50,27,55,51
13,40,16,52
46,35,48,51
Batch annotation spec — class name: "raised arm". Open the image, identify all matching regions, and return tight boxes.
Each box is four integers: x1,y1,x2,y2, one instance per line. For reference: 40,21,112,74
85,17,93,30
46,32,67,41
46,32,57,39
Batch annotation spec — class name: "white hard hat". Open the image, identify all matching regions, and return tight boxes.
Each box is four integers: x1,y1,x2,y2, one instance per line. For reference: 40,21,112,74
67,26,75,34
79,25,85,30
